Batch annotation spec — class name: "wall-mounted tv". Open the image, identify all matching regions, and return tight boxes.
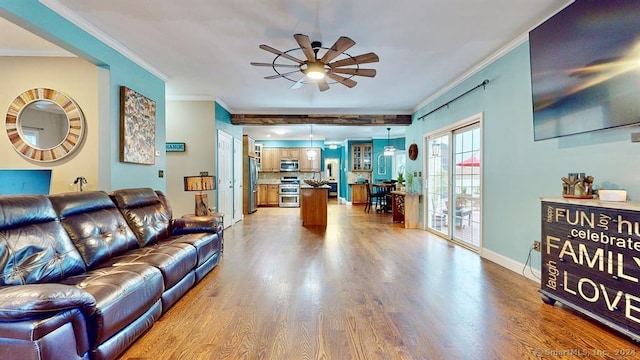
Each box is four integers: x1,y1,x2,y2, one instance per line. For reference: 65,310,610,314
0,169,52,195
530,0,640,141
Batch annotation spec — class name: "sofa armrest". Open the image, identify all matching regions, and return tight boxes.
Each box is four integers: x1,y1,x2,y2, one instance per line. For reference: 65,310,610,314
0,284,96,321
171,216,219,235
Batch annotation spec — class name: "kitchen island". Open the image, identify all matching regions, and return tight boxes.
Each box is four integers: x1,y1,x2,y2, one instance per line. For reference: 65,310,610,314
300,185,329,226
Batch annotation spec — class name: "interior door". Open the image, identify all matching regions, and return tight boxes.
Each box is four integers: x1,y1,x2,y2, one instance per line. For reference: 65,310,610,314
217,130,233,228
233,137,242,223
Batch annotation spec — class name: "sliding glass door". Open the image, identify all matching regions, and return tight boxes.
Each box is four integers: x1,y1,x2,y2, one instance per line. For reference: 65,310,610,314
426,134,450,236
425,117,482,251
452,124,481,249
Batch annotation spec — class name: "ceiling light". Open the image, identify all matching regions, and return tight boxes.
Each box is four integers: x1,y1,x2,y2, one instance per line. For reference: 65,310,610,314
275,130,285,135
328,144,338,149
304,62,325,80
384,127,396,156
307,125,316,160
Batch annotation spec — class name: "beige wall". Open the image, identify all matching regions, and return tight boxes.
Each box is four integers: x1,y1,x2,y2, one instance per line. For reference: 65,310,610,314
166,100,216,216
0,57,99,193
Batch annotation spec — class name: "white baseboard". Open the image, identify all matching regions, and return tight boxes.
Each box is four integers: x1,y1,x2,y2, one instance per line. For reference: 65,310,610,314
481,248,541,283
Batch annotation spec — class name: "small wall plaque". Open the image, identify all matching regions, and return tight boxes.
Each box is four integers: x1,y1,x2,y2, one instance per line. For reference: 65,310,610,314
166,142,186,152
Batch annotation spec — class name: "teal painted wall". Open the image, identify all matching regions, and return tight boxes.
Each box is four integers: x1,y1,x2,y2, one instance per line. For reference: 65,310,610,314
410,42,640,270
1,0,167,192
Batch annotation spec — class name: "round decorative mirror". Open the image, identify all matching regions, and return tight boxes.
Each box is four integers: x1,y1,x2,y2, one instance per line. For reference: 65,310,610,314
5,88,85,162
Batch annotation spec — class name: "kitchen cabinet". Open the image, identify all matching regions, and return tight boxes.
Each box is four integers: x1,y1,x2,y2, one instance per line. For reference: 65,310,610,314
254,143,262,170
540,197,640,341
243,135,256,157
299,148,321,172
351,143,372,171
279,148,299,160
258,184,279,206
300,186,328,226
350,183,368,204
261,148,280,172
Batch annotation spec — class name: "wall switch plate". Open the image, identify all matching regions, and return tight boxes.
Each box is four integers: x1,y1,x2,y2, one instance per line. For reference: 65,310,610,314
631,132,640,142
533,240,541,252
158,170,164,178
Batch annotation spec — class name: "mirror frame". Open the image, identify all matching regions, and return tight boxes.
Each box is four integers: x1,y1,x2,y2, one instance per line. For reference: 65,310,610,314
6,88,85,162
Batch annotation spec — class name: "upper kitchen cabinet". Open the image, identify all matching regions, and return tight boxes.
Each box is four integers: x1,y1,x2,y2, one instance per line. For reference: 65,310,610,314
279,148,299,160
261,147,280,172
254,143,262,170
243,135,256,157
299,148,321,172
351,143,372,171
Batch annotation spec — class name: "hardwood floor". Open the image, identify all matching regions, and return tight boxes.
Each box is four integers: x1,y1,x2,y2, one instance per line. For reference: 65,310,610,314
120,201,640,360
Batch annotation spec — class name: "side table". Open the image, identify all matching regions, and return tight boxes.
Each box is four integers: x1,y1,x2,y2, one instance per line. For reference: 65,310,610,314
181,212,224,253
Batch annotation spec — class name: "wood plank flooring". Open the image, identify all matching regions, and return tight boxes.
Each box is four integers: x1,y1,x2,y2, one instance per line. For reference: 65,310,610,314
120,201,640,360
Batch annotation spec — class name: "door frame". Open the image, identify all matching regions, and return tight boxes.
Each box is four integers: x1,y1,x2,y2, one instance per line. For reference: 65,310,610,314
423,112,484,251
233,137,243,223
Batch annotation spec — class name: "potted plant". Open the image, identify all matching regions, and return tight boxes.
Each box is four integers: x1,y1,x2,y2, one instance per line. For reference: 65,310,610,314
406,172,414,193
396,171,405,191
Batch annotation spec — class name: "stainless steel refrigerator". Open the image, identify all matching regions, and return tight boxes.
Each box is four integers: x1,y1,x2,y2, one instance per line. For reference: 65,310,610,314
248,156,258,213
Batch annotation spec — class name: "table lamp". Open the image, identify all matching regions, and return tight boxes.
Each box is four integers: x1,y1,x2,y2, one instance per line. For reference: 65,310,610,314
184,175,216,216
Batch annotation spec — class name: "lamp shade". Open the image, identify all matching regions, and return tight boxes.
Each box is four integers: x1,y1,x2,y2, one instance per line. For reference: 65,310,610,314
184,175,215,216
184,176,215,192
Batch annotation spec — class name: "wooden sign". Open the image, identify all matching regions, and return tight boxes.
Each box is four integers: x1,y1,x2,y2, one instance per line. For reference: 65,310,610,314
166,142,186,152
541,200,640,341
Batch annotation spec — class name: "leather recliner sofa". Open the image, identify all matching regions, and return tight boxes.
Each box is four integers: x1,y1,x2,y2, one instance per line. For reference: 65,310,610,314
0,188,222,360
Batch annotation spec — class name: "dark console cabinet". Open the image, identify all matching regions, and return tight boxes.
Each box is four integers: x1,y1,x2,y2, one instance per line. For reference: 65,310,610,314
541,198,640,341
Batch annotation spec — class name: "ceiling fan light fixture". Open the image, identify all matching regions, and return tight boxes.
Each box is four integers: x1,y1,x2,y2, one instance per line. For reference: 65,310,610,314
304,62,326,80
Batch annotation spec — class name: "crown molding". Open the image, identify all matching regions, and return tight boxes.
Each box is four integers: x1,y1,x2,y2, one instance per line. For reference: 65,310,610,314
0,48,75,57
412,0,574,114
413,33,528,113
166,95,217,102
39,0,168,81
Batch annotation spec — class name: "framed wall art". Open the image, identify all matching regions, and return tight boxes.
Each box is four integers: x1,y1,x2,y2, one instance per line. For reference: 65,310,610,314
120,86,156,165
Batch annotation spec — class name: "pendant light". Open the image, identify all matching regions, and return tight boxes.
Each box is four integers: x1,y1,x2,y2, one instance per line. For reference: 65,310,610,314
307,125,316,160
383,127,396,156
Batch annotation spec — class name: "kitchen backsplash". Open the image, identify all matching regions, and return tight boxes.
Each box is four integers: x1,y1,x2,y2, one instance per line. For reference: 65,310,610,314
257,171,329,184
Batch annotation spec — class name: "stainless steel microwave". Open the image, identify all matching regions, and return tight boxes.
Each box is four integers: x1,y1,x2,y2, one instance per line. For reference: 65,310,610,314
280,159,299,172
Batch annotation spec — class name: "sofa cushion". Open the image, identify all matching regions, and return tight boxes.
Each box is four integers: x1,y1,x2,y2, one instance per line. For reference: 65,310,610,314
0,195,86,286
110,188,170,247
106,241,197,290
48,191,139,269
61,263,163,346
168,233,219,268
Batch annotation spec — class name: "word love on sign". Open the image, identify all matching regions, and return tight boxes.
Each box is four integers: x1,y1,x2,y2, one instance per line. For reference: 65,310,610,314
541,200,640,341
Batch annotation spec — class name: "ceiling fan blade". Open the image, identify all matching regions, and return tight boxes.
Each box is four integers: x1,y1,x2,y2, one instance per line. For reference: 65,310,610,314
251,62,301,69
259,44,305,64
318,78,330,92
330,68,377,77
293,34,316,62
326,71,357,88
264,70,301,79
290,77,305,89
329,52,379,68
320,36,356,64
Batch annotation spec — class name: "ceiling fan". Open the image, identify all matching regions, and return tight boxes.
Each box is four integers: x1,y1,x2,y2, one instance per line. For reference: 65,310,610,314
251,34,379,92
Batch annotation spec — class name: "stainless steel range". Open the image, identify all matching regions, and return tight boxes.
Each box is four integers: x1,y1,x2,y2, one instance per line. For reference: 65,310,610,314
279,176,300,208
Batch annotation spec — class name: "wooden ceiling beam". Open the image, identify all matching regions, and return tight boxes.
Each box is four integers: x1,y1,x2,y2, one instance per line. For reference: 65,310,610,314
231,114,411,126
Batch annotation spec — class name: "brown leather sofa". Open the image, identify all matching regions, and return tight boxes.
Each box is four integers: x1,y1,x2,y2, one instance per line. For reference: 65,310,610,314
0,188,222,360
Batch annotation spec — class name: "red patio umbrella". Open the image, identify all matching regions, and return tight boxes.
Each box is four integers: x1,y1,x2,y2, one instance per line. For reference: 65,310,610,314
456,155,480,167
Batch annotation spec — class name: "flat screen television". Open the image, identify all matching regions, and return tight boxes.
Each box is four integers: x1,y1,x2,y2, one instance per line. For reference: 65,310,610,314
530,0,640,141
0,169,52,195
